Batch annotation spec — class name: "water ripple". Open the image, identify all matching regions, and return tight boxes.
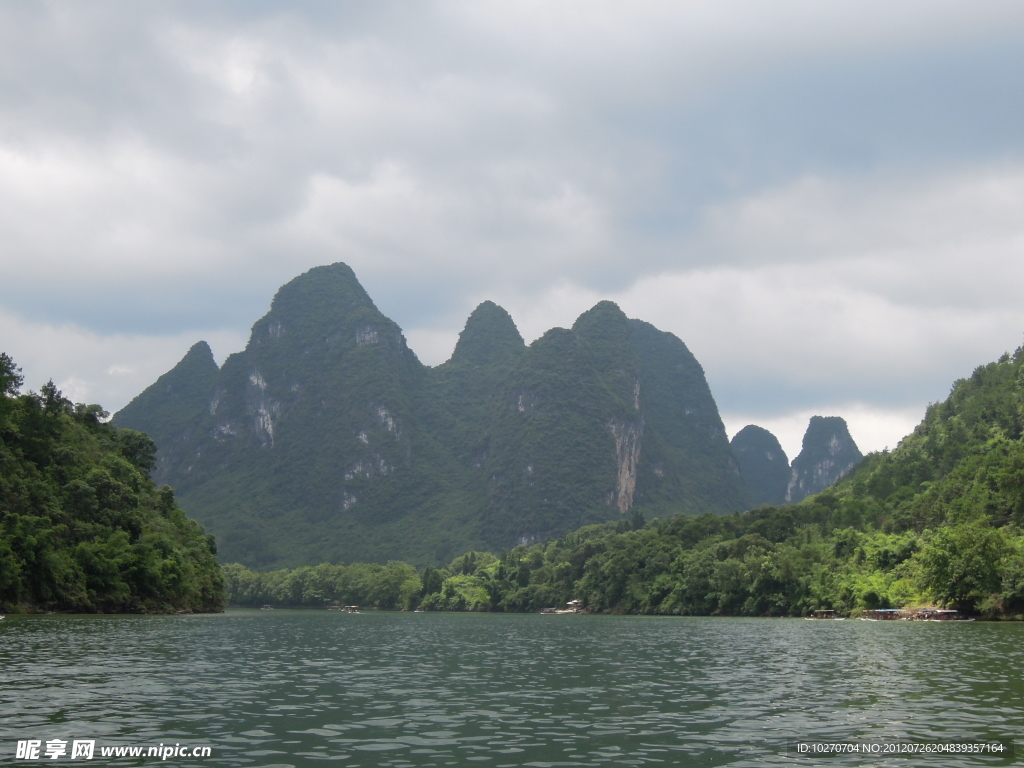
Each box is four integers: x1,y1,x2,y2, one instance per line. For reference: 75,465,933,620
1,613,1021,767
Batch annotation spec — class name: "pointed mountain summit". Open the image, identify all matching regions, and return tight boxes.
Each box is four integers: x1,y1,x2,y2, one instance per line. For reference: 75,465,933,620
241,263,401,363
427,301,526,472
730,425,790,507
480,303,746,544
116,265,747,568
263,262,380,331
572,300,636,376
114,340,219,476
448,301,525,367
119,263,436,567
786,416,863,503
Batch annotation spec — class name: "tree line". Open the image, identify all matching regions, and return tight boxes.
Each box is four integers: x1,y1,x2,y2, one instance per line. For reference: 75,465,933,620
222,506,1024,618
223,346,1024,618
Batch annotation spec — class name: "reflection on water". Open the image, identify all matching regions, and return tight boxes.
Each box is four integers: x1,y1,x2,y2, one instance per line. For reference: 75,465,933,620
1,611,1020,767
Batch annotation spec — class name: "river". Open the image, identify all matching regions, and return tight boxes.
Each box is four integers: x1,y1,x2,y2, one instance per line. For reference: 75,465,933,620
1,611,1019,766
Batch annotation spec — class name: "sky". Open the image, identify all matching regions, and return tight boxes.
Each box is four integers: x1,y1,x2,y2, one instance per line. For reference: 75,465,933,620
2,1,1024,460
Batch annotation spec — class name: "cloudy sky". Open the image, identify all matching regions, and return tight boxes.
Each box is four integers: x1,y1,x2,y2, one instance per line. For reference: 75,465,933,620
2,1,1024,459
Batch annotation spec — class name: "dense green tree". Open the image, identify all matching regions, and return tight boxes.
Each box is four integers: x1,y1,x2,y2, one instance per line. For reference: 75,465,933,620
0,355,223,613
917,524,1009,612
0,353,23,397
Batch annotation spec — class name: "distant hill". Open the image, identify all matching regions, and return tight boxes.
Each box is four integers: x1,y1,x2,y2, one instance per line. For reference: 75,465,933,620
115,263,747,568
730,425,790,506
786,416,862,503
731,418,862,507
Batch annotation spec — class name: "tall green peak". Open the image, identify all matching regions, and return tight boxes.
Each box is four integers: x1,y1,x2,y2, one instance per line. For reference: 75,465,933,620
572,300,629,338
625,319,747,515
731,425,789,507
448,301,525,367
571,301,636,380
247,262,386,350
181,340,217,371
271,262,377,316
786,416,863,503
112,340,219,454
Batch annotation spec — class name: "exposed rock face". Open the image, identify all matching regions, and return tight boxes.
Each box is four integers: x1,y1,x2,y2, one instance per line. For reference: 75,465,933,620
786,416,863,503
609,418,643,514
730,425,790,507
115,263,746,568
478,301,745,545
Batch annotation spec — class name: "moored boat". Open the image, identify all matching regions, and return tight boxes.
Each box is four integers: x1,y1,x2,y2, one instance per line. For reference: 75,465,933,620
541,599,584,615
860,608,902,621
859,607,975,621
906,607,974,622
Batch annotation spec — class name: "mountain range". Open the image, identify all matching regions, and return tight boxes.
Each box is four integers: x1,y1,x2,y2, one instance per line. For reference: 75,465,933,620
115,263,776,568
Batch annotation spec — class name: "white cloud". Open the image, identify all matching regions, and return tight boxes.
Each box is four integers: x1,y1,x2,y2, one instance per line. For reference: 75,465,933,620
0,139,228,284
0,308,245,413
721,403,926,460
696,167,1024,275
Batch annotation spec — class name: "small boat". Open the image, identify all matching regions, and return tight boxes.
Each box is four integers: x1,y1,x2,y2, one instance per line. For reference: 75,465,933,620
905,607,974,621
260,605,273,610
805,610,843,620
859,607,976,622
861,608,903,621
541,599,584,615
342,605,359,613
327,605,341,611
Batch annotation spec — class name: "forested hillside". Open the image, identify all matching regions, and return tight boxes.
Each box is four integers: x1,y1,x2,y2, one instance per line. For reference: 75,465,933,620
0,354,224,613
224,345,1024,618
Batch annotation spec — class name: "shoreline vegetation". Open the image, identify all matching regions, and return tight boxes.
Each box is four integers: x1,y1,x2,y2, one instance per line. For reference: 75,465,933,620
224,346,1024,620
0,354,224,615
5,343,1024,618
220,506,1024,620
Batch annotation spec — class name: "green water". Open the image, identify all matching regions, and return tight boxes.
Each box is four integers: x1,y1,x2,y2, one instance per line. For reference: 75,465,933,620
1,611,1021,766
